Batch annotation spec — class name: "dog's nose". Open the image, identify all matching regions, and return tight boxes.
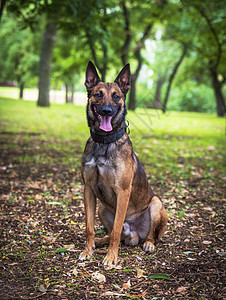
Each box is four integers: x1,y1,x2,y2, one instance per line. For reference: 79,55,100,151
101,105,113,116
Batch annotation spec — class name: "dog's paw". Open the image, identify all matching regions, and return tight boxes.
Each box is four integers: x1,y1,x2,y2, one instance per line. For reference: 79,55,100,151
78,246,95,261
143,241,155,252
102,250,118,266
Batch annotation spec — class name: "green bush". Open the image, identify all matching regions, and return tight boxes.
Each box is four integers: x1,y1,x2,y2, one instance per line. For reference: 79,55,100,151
167,81,216,113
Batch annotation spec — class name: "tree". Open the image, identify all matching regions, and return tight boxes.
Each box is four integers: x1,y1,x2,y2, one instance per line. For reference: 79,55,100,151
119,0,164,110
37,19,57,107
193,2,225,116
0,0,7,21
0,15,40,98
52,32,89,103
162,44,187,113
160,0,225,116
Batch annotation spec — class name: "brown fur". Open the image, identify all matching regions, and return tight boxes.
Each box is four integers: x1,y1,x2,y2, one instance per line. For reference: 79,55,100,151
79,61,168,266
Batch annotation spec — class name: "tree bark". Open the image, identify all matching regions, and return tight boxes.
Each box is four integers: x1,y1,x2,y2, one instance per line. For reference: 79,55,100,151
209,66,225,117
121,0,131,66
128,49,142,110
19,82,24,99
0,0,7,21
86,32,107,82
37,19,57,107
65,83,69,103
71,84,74,103
154,76,165,109
162,45,187,113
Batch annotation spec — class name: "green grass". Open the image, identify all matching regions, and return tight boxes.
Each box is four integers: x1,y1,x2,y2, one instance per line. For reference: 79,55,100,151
0,98,87,140
0,97,225,179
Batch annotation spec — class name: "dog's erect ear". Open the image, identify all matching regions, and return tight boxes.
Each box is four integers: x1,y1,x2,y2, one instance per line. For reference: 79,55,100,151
85,61,101,91
114,64,130,95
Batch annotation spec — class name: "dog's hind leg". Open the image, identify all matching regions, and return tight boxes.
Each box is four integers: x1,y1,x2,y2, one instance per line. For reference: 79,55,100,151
143,196,168,252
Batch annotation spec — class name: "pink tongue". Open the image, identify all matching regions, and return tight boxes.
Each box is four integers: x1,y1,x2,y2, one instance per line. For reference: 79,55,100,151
99,116,113,132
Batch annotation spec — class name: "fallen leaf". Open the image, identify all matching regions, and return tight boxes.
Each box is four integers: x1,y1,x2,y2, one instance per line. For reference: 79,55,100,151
54,247,68,253
176,286,187,295
183,251,194,254
91,271,106,283
149,274,171,280
73,268,78,276
104,264,122,270
35,194,42,200
136,268,144,278
63,244,75,250
43,237,56,244
203,206,213,211
122,279,131,289
39,284,47,292
71,220,77,225
102,291,115,296
203,240,212,245
58,290,64,296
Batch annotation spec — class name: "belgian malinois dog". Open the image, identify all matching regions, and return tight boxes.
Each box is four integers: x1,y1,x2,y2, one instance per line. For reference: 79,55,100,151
79,61,168,266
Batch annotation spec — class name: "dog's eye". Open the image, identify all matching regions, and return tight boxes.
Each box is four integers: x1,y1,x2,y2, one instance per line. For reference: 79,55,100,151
112,93,121,101
94,92,103,100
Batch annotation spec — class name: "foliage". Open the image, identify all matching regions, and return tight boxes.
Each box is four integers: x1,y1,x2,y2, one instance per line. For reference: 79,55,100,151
0,0,225,114
168,81,216,113
0,15,41,87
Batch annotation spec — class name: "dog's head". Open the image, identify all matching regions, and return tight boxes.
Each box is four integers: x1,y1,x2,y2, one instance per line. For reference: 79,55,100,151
85,61,130,133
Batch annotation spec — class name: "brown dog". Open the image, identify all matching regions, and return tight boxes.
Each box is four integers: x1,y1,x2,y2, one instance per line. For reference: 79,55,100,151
79,61,168,266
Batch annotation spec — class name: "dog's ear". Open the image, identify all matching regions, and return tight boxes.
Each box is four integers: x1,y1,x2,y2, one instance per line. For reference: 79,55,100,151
114,64,130,95
85,61,101,91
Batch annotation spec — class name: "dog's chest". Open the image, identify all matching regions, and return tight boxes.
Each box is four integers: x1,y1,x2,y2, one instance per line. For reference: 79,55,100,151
83,155,115,182
82,143,118,205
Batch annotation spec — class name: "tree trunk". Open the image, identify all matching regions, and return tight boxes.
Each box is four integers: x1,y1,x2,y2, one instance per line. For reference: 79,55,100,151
65,83,69,103
128,49,142,110
0,0,7,21
162,45,187,113
128,74,136,110
154,76,165,109
121,0,131,66
37,19,57,107
71,85,74,103
19,82,24,99
209,67,225,117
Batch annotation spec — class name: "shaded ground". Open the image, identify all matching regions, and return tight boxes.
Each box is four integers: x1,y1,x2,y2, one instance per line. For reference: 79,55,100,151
0,132,225,300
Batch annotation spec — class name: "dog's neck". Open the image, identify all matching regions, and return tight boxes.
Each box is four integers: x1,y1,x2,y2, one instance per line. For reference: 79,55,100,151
90,122,128,144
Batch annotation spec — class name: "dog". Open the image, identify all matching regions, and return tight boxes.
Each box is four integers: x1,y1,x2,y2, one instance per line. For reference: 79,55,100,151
79,61,168,266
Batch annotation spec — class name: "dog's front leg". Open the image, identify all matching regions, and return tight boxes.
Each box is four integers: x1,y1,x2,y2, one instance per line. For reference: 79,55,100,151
103,189,130,266
79,186,96,261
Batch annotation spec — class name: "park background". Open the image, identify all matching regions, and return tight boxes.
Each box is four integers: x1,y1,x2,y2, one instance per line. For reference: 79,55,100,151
0,0,225,299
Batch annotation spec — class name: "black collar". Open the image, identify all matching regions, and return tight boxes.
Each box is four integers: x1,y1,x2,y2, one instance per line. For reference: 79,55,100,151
90,123,127,144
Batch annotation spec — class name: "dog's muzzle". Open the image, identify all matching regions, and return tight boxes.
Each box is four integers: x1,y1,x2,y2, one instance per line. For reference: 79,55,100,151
93,104,118,132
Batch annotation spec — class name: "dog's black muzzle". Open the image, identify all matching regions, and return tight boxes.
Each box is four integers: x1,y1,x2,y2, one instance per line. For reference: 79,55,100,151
99,104,114,116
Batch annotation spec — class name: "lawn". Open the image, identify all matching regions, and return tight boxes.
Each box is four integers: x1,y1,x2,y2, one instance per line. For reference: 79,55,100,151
0,98,225,299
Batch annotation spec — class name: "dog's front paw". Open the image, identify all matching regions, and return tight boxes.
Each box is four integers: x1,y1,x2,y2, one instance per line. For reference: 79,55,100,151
143,241,155,252
79,246,95,261
102,250,118,266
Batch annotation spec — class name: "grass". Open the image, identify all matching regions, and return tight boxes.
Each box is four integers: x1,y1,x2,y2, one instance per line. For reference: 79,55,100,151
0,97,225,179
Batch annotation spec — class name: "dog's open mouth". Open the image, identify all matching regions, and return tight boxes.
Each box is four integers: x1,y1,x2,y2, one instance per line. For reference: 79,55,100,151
93,107,118,132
